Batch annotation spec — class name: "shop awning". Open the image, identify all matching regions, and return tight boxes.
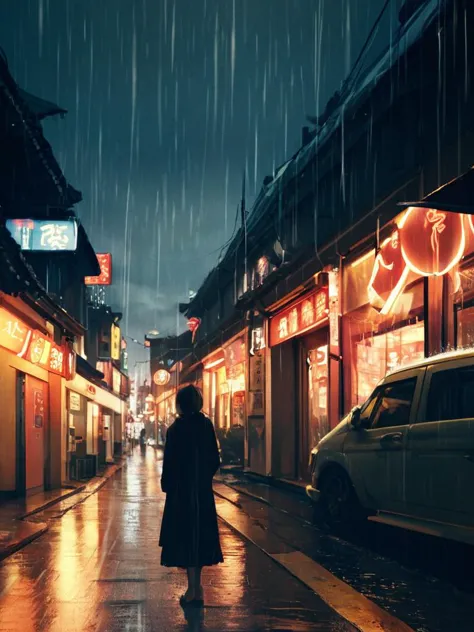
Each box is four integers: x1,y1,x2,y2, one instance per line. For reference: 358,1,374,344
399,167,474,215
76,355,105,384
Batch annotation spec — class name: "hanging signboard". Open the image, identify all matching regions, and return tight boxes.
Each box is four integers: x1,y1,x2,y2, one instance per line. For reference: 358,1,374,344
224,337,246,380
187,317,201,342
269,288,328,347
112,368,121,394
249,352,264,391
153,369,171,386
84,253,113,286
111,324,121,361
6,218,78,251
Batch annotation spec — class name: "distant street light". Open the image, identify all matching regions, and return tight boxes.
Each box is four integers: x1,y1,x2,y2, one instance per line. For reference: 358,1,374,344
148,329,160,336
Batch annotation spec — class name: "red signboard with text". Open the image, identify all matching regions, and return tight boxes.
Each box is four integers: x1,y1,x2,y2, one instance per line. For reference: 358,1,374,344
269,288,329,347
84,253,112,286
25,331,67,376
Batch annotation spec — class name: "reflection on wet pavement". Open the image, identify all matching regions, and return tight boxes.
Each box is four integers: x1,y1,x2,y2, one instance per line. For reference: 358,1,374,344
216,475,474,632
0,450,356,631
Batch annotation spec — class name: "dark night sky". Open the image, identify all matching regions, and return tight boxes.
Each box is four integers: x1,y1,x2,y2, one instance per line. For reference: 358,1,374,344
0,0,394,373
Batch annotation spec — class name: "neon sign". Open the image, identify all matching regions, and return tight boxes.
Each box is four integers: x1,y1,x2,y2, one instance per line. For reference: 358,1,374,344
368,207,468,314
0,308,32,357
368,231,409,315
270,288,328,347
85,253,112,286
6,219,78,251
399,207,465,276
153,369,171,386
187,317,201,342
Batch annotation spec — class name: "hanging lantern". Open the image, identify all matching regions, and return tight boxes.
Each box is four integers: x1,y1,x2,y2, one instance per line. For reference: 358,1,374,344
187,317,201,342
399,207,465,276
153,369,171,386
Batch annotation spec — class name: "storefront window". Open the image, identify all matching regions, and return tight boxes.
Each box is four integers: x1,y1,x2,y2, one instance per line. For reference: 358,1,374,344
354,322,424,406
457,305,474,347
308,345,329,446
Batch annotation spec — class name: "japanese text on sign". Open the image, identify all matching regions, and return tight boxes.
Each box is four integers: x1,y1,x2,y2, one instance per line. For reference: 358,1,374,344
269,288,328,347
84,253,113,286
0,308,32,356
6,219,78,252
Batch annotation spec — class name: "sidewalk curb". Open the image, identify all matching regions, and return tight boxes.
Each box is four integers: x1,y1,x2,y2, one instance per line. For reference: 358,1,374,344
0,458,126,562
18,485,87,520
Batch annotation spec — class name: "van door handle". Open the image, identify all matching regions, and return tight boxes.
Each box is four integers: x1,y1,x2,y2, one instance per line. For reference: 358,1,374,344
380,432,403,446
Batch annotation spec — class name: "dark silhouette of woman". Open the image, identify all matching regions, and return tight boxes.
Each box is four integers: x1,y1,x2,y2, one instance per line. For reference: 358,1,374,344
139,428,147,455
159,385,223,608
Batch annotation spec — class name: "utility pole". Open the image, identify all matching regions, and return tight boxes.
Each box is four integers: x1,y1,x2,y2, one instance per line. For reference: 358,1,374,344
241,170,248,292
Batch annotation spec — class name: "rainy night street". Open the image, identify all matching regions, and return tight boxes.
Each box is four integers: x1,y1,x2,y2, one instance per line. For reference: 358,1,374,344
1,451,474,632
2,2,474,631
0,450,357,632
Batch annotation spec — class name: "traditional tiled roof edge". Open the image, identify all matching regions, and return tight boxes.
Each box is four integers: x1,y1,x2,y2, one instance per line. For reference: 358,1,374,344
0,55,81,208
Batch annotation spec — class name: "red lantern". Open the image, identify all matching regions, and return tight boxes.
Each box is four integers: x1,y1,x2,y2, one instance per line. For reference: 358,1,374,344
187,317,201,342
399,207,465,276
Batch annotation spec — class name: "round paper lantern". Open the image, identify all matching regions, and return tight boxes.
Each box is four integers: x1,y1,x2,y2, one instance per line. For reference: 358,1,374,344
153,369,171,386
399,207,465,276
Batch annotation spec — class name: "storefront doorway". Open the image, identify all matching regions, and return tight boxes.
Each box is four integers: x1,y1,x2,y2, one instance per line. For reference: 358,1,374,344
298,331,329,480
16,373,48,496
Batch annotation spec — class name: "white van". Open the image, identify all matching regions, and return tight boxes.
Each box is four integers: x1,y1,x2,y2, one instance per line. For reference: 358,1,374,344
306,349,474,545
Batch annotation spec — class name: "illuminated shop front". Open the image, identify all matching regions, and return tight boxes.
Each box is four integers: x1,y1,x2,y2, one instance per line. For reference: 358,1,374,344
65,371,125,480
202,334,247,431
201,334,247,466
0,303,75,497
269,285,329,481
341,201,474,412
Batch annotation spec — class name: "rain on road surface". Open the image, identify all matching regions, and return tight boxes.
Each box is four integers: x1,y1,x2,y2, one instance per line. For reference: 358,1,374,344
1,450,473,632
0,450,356,632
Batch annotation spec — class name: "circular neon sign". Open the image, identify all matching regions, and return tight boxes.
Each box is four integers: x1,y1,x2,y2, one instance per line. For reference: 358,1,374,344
399,207,465,276
153,369,171,386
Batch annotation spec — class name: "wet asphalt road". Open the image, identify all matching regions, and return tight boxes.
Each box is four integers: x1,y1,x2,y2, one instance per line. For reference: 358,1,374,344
0,451,356,632
216,474,474,632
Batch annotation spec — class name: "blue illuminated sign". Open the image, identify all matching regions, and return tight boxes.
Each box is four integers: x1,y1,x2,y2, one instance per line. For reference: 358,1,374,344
6,219,78,252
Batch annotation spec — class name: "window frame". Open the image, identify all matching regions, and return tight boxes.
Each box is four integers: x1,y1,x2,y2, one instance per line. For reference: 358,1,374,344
361,368,425,430
418,356,474,424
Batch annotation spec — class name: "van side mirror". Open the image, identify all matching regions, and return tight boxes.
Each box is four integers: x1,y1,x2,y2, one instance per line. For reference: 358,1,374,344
350,407,362,430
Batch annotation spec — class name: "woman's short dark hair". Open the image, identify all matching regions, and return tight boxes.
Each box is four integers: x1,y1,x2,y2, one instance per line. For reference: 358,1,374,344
176,385,203,415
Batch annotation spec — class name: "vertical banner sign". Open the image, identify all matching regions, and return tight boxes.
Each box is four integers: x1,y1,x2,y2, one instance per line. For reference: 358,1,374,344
84,253,113,285
111,324,121,361
249,352,264,391
328,269,340,354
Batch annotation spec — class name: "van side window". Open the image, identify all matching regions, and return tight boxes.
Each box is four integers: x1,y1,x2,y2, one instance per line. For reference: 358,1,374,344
358,389,380,427
370,378,417,429
426,366,474,422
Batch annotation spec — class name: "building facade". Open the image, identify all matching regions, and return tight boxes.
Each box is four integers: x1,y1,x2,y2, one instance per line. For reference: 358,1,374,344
178,0,474,481
0,51,129,497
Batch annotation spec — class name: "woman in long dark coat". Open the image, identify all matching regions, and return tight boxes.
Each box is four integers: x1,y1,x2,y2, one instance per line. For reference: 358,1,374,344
159,385,223,607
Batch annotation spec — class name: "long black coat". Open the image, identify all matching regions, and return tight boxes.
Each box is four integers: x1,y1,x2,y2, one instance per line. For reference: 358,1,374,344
159,412,224,568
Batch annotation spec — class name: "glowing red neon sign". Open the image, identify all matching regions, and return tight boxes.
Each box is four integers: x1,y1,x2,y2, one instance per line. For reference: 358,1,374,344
85,253,112,286
270,288,328,347
399,207,465,276
368,207,467,314
187,317,201,342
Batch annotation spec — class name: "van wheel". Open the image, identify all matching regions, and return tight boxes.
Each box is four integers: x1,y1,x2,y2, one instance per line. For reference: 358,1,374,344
319,469,361,525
